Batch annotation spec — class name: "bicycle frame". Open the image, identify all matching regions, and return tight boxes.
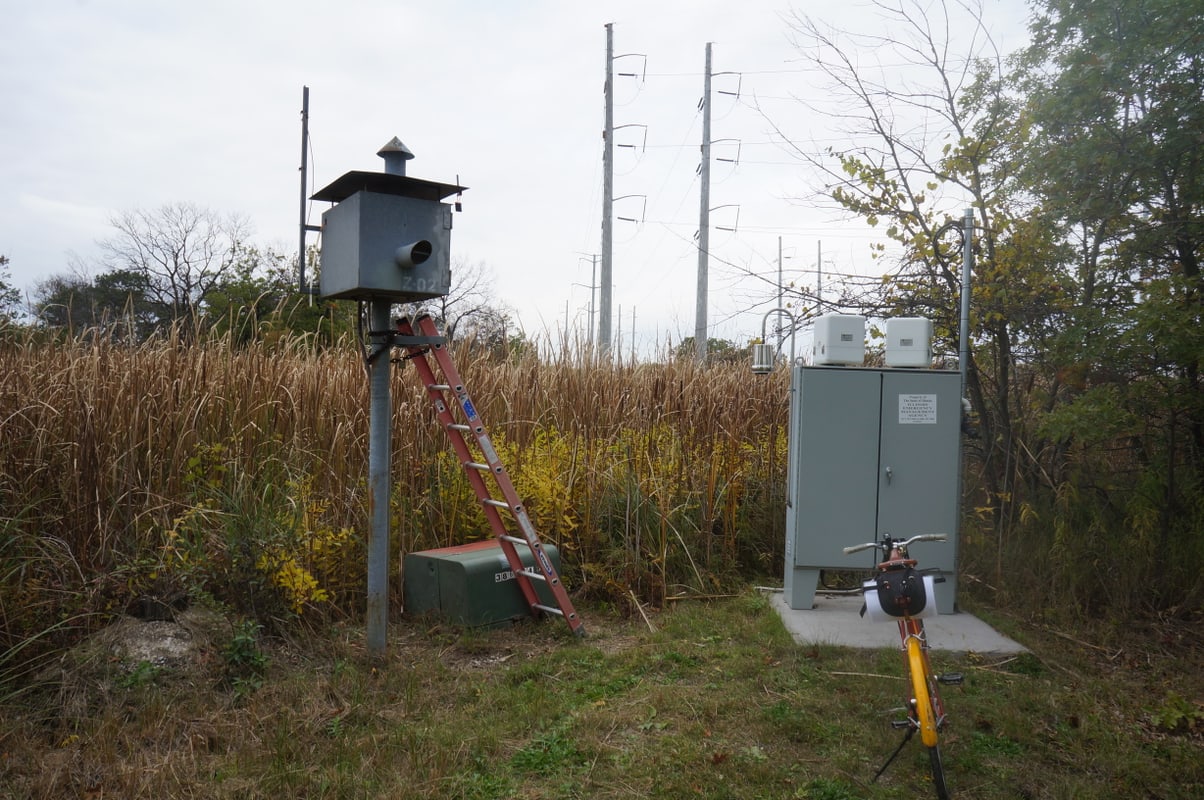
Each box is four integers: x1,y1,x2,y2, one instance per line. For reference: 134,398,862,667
844,533,954,799
900,596,945,748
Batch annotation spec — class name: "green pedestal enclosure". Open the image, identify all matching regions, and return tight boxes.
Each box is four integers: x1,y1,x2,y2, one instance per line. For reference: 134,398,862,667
403,540,562,628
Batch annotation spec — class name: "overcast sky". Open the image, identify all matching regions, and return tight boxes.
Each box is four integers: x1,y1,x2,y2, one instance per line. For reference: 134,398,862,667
1,0,1031,355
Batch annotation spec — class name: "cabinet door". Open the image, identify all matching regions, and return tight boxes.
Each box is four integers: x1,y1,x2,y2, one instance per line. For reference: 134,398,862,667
877,370,960,579
793,368,882,568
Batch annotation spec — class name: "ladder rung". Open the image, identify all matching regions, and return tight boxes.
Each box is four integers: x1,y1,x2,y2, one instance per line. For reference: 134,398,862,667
533,604,564,617
428,383,451,391
465,462,491,471
482,499,509,509
517,568,546,582
499,534,527,546
448,423,471,432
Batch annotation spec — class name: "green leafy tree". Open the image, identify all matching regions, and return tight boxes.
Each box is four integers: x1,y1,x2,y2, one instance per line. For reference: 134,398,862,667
0,255,21,324
1018,0,1204,599
34,269,161,338
203,244,353,346
1022,0,1204,430
673,337,745,364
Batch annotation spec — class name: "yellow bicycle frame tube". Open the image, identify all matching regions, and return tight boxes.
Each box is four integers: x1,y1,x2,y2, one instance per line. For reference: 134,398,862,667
906,634,939,747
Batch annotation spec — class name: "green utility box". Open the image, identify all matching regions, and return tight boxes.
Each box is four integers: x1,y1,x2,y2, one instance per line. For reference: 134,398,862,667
403,540,561,628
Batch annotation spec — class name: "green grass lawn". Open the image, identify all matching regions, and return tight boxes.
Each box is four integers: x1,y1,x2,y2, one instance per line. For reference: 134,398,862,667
2,591,1201,798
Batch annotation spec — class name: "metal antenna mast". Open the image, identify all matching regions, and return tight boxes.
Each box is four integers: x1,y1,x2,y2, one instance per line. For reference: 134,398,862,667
297,86,321,295
695,42,713,362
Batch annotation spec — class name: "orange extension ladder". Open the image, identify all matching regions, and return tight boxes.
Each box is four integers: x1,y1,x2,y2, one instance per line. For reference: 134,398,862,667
396,314,585,637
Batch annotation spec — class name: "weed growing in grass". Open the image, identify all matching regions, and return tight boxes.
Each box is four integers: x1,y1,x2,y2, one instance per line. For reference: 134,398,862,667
801,777,862,800
1150,691,1204,734
258,474,357,614
447,765,515,800
221,619,268,699
114,659,164,690
510,719,587,775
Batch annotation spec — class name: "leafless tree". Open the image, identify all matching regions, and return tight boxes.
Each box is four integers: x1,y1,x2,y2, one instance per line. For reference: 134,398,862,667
397,258,513,342
768,0,1034,526
776,0,1010,285
100,202,251,326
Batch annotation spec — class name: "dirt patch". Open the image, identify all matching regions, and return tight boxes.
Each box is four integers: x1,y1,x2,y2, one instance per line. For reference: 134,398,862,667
25,607,233,726
87,607,228,673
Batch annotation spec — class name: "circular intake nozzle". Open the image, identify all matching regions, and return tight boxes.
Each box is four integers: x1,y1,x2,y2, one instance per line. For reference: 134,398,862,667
395,240,433,268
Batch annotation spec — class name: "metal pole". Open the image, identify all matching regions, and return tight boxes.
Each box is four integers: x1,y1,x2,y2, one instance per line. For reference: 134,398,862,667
954,207,974,612
617,303,622,355
816,240,823,314
363,140,413,661
366,299,391,660
695,42,713,363
777,236,783,348
959,208,973,401
590,254,597,348
600,23,614,352
298,86,310,293
750,307,797,375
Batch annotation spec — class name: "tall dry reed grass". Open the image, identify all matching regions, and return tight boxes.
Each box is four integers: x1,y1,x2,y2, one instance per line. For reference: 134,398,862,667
1,326,790,659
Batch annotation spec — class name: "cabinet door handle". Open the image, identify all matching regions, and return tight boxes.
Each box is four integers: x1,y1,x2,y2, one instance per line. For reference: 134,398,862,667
884,466,893,484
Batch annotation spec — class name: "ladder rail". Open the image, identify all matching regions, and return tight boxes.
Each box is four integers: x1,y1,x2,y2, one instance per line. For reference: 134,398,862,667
398,315,585,636
400,326,542,613
412,315,571,598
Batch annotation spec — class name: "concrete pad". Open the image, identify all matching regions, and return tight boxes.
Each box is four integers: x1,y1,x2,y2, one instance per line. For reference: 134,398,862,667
770,592,1028,655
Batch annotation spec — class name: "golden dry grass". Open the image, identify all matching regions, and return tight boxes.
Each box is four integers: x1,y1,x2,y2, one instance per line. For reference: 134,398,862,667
1,328,790,646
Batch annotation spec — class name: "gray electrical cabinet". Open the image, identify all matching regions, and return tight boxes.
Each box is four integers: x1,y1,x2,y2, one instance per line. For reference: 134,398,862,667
784,366,961,612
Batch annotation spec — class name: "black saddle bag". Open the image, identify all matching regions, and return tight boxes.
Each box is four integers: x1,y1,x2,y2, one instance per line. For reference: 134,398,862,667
874,565,928,618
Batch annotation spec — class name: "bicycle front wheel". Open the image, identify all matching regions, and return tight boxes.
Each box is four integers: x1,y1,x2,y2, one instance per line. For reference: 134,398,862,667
928,741,949,799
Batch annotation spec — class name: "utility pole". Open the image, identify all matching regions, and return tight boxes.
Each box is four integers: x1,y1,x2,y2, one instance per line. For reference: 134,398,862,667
616,303,622,356
630,306,636,362
298,86,310,293
816,240,823,313
695,42,713,363
600,23,615,353
587,253,597,346
777,236,783,310
777,236,784,349
297,86,321,298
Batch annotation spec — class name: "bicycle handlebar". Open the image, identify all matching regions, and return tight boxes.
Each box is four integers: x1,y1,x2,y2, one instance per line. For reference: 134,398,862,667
842,533,948,555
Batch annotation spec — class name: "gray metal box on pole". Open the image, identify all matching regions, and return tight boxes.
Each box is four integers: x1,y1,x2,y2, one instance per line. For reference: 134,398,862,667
310,137,465,661
314,168,464,302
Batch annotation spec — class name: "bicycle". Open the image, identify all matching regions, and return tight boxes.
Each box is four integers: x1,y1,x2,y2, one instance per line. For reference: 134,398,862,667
843,533,963,800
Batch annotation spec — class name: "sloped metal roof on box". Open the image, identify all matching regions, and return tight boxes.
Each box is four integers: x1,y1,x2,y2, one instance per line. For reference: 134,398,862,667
311,170,465,204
